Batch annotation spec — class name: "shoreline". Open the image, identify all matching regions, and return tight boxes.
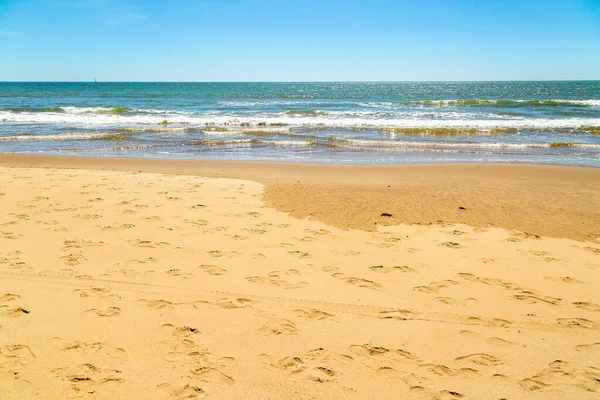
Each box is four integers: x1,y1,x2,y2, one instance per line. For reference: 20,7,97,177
1,153,599,242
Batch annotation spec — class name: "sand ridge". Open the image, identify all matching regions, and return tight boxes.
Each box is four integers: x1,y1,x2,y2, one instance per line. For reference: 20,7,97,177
1,166,600,399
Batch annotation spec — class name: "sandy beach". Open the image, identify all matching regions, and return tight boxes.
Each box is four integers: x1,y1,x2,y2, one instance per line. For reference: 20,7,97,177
1,154,600,399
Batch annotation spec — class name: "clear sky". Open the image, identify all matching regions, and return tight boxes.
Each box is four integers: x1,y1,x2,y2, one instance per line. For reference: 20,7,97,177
1,0,599,81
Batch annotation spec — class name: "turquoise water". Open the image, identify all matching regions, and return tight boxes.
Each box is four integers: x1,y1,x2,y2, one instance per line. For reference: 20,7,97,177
1,81,599,165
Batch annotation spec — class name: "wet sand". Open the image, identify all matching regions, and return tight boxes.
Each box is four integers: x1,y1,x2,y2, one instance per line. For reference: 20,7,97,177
1,154,599,241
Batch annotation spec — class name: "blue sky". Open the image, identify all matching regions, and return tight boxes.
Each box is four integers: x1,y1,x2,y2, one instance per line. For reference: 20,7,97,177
1,0,599,81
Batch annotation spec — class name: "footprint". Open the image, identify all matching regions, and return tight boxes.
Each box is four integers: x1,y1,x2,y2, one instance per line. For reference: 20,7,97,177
350,344,418,362
583,246,600,255
160,324,235,389
445,230,467,236
73,214,102,220
207,250,239,258
414,280,459,294
138,299,175,309
349,344,422,384
50,338,125,358
5,261,32,271
556,318,600,329
82,307,122,317
62,239,105,250
305,229,331,236
369,265,415,273
418,363,477,377
409,387,465,399
545,276,583,284
288,251,311,259
199,265,227,276
294,309,335,320
573,302,600,312
441,242,463,249
0,344,36,371
157,383,206,398
292,236,317,243
73,287,121,300
53,363,123,393
574,342,600,355
261,348,351,383
519,378,549,391
102,223,135,231
162,324,200,338
246,270,308,289
340,276,381,290
454,353,502,366
377,309,418,321
184,219,208,227
486,337,516,347
166,269,195,279
60,253,88,266
134,240,171,248
258,318,299,335
519,360,600,393
0,293,21,303
214,298,255,309
0,231,21,240
242,228,267,235
436,297,459,305
224,234,249,241
130,257,158,264
189,367,235,385
513,292,561,305
0,306,30,317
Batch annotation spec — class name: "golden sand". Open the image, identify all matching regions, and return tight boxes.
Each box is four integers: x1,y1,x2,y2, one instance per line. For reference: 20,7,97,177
0,155,599,399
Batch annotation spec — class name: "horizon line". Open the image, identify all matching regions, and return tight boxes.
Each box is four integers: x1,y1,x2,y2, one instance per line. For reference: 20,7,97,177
2,79,600,84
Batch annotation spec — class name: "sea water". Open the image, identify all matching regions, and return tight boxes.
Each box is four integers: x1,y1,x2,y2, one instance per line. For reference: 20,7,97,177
1,81,599,166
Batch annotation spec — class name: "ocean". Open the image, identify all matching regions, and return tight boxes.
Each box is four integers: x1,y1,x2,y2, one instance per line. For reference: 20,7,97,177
1,81,599,166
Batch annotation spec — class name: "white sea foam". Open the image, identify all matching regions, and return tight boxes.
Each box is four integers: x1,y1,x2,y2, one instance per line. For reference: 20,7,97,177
533,99,600,107
0,133,107,141
340,139,600,150
60,107,118,114
57,106,190,115
2,109,599,130
360,99,600,108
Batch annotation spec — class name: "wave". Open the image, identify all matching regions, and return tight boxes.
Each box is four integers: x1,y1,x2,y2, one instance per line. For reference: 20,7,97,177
381,127,523,136
0,133,108,141
188,139,311,148
0,107,66,113
337,139,600,150
357,99,600,108
284,109,329,115
414,99,600,107
60,106,134,115
0,106,191,116
5,131,598,155
184,138,600,152
202,127,318,140
2,109,600,131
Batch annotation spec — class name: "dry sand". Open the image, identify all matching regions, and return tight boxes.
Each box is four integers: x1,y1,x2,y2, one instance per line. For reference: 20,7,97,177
1,155,599,399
